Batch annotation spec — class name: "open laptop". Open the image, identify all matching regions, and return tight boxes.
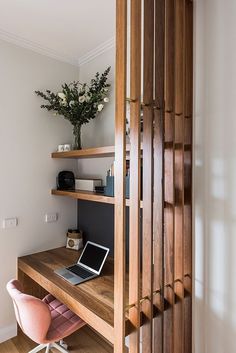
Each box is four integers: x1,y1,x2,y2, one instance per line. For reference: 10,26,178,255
55,241,110,285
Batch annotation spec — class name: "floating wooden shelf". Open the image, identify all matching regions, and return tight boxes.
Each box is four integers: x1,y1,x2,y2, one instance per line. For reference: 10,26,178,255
51,144,143,159
51,189,143,208
51,145,117,159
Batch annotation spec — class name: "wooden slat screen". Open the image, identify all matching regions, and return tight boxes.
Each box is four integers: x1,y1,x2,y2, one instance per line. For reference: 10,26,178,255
114,1,193,353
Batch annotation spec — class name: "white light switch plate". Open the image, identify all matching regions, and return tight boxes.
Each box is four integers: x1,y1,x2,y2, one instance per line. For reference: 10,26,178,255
45,213,58,223
3,218,18,228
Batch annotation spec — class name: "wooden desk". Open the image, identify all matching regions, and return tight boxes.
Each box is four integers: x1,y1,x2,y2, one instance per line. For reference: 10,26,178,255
18,247,130,344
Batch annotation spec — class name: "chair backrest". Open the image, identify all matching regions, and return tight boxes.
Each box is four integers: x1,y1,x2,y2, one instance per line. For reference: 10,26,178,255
6,279,51,344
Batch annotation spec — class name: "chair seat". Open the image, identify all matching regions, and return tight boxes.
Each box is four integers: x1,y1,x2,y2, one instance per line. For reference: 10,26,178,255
43,294,85,342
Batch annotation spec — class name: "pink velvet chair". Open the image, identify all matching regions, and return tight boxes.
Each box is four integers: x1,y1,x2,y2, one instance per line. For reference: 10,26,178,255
7,279,86,353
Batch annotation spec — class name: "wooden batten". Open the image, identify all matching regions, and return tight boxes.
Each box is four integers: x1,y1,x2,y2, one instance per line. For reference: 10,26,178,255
142,0,154,352
174,0,185,353
164,1,175,353
153,0,165,353
183,1,193,353
129,0,142,352
114,0,127,352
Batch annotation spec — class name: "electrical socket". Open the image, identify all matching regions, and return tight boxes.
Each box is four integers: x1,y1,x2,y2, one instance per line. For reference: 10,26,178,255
3,218,18,229
45,213,58,223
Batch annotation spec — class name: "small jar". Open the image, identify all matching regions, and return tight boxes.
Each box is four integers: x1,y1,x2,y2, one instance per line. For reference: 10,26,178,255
66,229,83,251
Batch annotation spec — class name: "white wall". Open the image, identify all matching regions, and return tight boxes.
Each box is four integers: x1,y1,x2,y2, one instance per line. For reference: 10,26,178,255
77,48,115,183
194,1,236,352
0,39,78,342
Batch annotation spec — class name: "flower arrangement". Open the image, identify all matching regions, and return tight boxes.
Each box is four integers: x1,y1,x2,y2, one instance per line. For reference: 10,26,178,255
35,66,111,149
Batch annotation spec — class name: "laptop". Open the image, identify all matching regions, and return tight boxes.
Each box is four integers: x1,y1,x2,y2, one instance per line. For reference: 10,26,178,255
55,241,110,285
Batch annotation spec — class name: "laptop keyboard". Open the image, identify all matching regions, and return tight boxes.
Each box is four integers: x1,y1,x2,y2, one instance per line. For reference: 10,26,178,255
67,265,93,279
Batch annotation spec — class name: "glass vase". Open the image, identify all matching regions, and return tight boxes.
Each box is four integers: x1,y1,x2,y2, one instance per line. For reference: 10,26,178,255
73,124,82,150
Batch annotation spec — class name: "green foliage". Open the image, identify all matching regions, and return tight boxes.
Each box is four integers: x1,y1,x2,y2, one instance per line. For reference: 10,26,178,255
35,67,111,127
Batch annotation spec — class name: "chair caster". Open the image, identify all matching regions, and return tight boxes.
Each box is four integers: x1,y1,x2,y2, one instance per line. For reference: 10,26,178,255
59,340,68,350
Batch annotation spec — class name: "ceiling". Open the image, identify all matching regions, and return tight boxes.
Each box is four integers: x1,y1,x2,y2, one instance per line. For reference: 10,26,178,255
0,0,115,66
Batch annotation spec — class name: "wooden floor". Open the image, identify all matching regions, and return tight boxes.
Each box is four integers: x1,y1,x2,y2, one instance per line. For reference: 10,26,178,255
0,327,113,353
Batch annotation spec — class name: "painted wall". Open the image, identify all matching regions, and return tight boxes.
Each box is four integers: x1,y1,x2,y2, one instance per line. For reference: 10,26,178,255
0,39,78,342
77,47,115,184
194,1,236,352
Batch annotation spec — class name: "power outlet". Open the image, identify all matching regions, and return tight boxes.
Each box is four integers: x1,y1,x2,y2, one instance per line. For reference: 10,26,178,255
3,218,18,229
45,213,58,223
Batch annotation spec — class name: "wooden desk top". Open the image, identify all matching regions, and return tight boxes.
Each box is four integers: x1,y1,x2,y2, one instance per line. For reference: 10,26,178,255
18,247,130,344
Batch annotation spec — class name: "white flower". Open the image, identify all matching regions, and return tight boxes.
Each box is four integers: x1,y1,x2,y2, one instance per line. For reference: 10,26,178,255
58,92,66,100
69,100,75,107
53,112,58,116
60,99,67,106
104,97,109,103
97,104,104,112
85,94,90,102
79,96,85,103
104,88,109,92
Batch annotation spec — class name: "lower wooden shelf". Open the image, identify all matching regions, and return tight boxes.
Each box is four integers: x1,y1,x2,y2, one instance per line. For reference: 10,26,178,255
51,189,143,208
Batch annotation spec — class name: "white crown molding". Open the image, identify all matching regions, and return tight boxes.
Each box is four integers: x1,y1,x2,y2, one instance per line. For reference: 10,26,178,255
0,28,115,68
78,36,115,67
0,323,17,344
0,28,79,67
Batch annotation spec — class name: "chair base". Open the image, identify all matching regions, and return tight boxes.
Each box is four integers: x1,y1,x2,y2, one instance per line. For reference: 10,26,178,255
28,341,69,353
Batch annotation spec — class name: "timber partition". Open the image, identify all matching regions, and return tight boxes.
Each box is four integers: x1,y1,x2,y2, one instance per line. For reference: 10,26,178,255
114,0,193,352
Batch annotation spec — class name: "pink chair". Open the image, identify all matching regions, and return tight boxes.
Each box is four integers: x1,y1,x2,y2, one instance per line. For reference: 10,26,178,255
7,279,86,353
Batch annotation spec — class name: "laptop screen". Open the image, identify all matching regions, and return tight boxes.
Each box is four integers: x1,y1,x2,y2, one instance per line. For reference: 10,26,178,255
78,242,109,273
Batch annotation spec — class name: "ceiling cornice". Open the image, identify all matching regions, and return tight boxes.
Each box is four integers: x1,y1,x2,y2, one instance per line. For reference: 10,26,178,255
78,36,115,67
0,28,79,67
0,28,115,68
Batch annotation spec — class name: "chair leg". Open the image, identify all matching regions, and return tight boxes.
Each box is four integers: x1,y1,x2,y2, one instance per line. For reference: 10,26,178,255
51,342,69,353
28,344,47,353
45,343,51,353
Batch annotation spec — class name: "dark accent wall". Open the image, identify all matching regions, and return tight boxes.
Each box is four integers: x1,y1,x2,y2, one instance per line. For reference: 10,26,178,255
77,200,142,260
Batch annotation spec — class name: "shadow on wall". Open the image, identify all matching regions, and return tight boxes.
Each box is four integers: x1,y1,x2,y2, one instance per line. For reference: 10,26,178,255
194,1,236,352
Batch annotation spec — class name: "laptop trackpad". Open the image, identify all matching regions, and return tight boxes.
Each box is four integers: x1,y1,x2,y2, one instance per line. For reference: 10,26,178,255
63,272,75,280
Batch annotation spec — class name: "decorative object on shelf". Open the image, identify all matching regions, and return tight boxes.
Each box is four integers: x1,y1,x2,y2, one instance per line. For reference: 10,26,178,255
35,67,111,150
63,144,71,151
57,144,71,152
104,175,130,198
57,171,75,190
104,161,130,198
57,144,64,152
95,185,105,194
66,229,83,251
75,178,102,192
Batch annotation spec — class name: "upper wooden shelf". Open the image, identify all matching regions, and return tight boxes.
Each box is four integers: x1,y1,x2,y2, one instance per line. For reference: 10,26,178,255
51,145,128,159
51,144,146,159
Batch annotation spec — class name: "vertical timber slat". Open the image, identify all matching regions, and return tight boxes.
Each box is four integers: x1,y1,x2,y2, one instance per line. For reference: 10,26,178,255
183,1,193,353
142,0,154,351
174,0,185,353
164,1,175,353
129,0,142,352
153,0,165,353
114,1,127,352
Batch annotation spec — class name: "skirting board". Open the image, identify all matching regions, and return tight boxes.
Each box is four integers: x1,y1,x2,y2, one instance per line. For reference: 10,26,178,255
0,323,17,343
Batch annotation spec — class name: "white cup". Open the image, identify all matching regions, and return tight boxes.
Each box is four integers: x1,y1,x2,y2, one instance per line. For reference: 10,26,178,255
57,144,64,152
64,144,71,151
